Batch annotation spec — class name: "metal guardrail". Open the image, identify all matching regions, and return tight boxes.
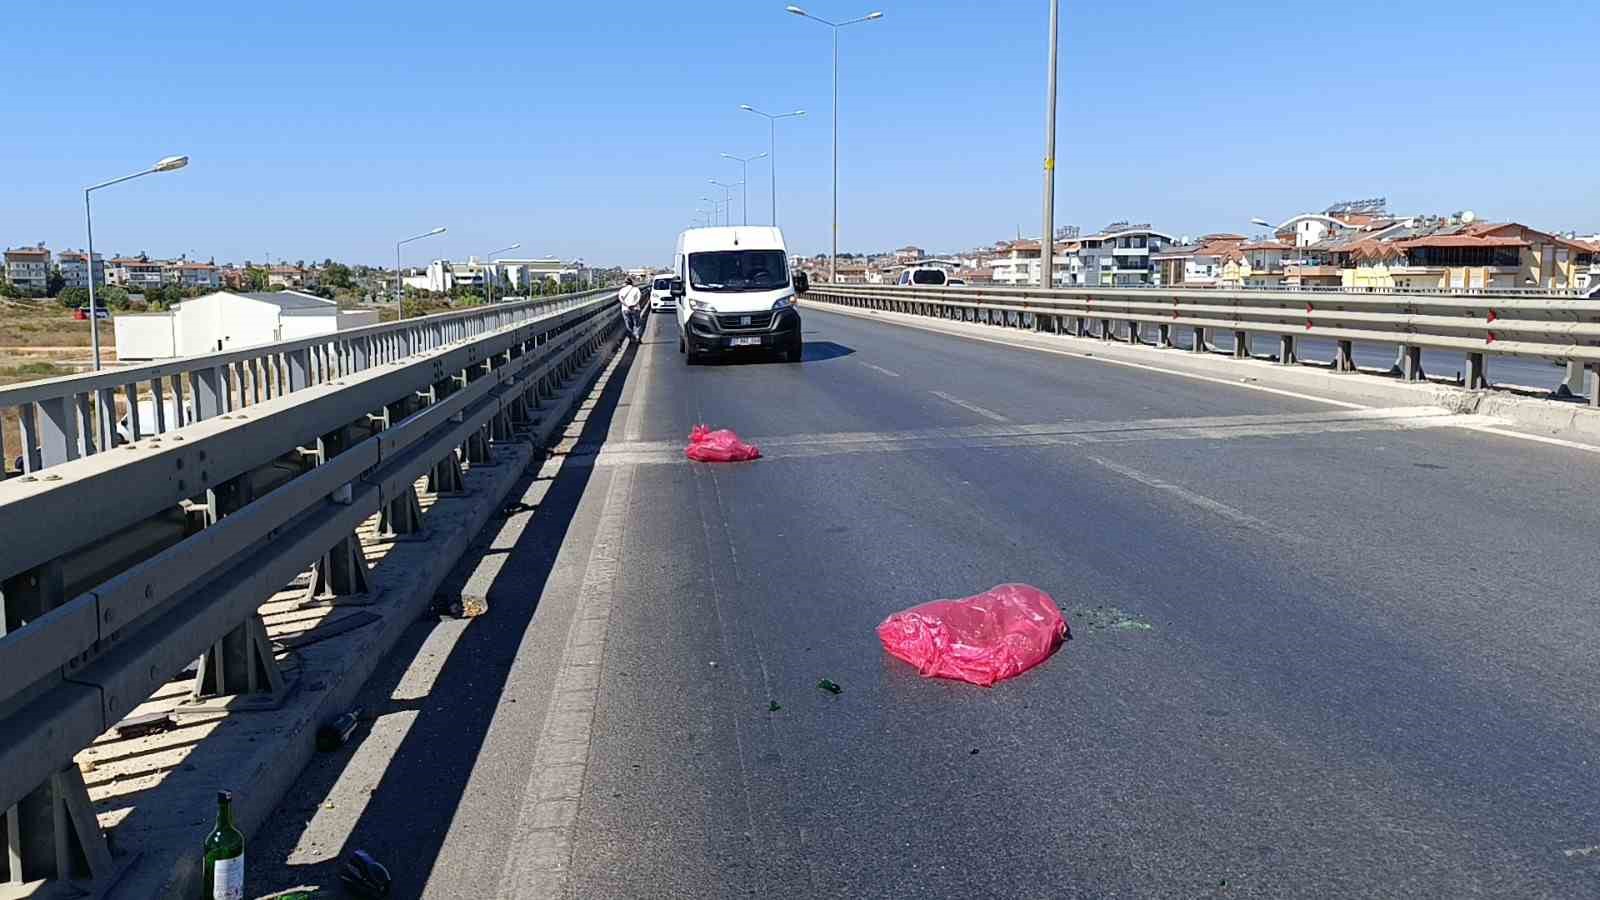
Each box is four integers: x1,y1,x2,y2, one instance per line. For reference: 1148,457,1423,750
0,288,621,890
0,288,614,477
806,283,1600,398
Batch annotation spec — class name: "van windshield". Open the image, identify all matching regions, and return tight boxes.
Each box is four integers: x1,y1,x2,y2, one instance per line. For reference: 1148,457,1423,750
653,278,671,291
911,269,946,285
687,250,789,292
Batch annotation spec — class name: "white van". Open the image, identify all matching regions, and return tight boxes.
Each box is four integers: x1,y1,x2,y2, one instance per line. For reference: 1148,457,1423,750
672,227,801,364
897,266,948,287
649,273,675,313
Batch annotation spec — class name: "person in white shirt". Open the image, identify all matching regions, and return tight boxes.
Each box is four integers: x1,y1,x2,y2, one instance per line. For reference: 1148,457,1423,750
617,277,644,341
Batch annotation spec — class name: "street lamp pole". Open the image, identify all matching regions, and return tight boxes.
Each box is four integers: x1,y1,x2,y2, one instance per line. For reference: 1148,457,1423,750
482,243,521,303
83,154,188,371
710,180,742,226
720,153,767,226
396,227,446,317
786,6,884,283
1040,0,1060,289
740,106,806,226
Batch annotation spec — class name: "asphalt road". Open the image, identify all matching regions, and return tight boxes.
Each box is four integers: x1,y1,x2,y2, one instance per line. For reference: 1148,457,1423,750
253,306,1600,899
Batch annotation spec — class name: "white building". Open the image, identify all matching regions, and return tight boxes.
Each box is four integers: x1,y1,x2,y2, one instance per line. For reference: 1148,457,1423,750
989,240,1078,286
113,290,379,360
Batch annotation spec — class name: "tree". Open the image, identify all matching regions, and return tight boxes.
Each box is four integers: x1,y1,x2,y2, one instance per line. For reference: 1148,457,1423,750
46,267,65,298
244,267,270,291
59,287,90,309
323,261,353,289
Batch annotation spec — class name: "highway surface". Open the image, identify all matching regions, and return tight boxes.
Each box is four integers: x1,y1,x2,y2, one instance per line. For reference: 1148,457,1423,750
253,306,1600,899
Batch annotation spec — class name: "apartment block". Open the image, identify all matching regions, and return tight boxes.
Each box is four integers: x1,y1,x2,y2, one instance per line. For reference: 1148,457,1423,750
57,250,105,289
4,246,52,294
107,257,167,290
1075,224,1173,286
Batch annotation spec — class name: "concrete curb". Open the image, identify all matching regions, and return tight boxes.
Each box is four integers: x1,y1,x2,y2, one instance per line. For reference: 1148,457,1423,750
805,301,1600,452
110,331,625,899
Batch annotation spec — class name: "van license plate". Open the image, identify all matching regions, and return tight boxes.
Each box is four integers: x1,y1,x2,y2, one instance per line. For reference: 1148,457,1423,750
731,337,761,347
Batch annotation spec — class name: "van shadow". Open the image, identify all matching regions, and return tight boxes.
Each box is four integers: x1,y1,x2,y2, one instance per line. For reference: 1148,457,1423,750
252,339,639,897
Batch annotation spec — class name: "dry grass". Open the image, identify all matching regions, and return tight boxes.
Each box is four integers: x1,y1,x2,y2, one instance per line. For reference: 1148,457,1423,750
1,303,120,473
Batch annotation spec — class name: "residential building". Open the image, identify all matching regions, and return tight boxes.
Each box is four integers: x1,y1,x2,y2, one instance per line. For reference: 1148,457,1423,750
268,265,306,289
4,246,52,294
1233,240,1292,287
1305,219,1589,291
1153,235,1246,287
57,250,104,290
165,262,222,291
500,258,592,292
107,257,167,290
219,266,247,290
990,240,1079,286
1075,224,1174,286
894,245,926,265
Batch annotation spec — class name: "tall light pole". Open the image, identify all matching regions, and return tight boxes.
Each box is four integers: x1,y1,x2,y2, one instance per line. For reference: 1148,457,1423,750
700,197,722,226
709,180,742,226
482,242,521,303
396,226,446,316
84,154,188,371
786,5,883,283
720,153,768,226
1040,0,1059,289
739,106,806,226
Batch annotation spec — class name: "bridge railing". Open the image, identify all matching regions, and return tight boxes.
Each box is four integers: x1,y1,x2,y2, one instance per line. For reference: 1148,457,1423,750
0,287,613,477
806,283,1600,396
0,288,621,890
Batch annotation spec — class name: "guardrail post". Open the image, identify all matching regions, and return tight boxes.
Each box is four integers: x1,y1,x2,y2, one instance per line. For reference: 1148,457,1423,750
1233,331,1251,359
1465,353,1489,390
1400,345,1425,382
1279,335,1296,365
1561,361,1586,398
374,399,427,541
35,396,81,467
1334,340,1357,372
301,425,374,606
2,766,116,889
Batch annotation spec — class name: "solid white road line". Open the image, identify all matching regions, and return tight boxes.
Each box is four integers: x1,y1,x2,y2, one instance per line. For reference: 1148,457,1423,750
856,361,902,378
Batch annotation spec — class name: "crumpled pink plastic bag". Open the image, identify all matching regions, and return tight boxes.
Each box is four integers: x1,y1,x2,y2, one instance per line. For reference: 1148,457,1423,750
684,424,761,462
876,584,1068,687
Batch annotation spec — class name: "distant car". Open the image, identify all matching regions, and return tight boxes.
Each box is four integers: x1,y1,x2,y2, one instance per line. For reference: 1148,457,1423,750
649,275,675,312
897,267,948,287
947,278,966,286
73,306,111,320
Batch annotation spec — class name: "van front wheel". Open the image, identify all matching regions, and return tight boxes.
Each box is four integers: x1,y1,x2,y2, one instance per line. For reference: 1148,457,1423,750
784,339,803,363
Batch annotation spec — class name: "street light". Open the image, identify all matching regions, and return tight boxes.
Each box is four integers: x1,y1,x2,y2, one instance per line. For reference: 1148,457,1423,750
83,154,188,371
786,5,884,283
740,106,806,227
709,180,743,226
482,242,521,303
1041,0,1059,289
396,226,446,316
700,197,722,226
720,153,768,226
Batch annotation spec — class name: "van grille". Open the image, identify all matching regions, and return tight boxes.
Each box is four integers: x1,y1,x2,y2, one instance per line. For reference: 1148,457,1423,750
717,312,774,331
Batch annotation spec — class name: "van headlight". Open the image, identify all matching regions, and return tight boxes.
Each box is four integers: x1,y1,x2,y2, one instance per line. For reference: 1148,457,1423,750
688,298,716,312
772,294,796,310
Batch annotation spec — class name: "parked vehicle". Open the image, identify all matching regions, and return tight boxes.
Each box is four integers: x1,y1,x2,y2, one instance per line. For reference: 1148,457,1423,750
672,227,802,364
897,267,948,287
115,398,195,444
649,274,676,312
74,306,111,320
947,278,966,286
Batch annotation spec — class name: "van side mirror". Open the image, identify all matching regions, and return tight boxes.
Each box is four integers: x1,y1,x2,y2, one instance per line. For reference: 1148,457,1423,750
793,272,809,293
670,277,685,298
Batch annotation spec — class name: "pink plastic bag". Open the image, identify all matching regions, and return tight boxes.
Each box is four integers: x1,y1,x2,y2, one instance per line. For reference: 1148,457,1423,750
684,424,762,462
876,584,1068,687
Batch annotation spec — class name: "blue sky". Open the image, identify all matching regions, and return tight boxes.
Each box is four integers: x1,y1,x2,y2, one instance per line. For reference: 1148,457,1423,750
5,1,1597,267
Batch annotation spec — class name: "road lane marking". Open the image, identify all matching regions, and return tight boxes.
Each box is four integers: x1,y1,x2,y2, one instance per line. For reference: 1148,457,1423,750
498,342,649,899
1087,455,1303,543
856,361,902,378
929,390,1011,422
574,407,1485,466
1564,845,1600,859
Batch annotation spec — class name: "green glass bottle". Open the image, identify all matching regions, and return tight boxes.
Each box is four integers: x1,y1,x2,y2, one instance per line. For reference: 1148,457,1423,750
202,790,245,899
